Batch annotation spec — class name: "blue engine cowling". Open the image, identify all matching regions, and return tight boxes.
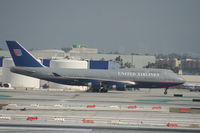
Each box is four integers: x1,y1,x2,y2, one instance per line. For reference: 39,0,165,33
102,82,126,91
110,83,126,91
86,80,127,92
86,80,106,92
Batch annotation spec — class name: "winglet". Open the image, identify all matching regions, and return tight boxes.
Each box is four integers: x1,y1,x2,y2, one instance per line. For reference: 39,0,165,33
6,41,44,67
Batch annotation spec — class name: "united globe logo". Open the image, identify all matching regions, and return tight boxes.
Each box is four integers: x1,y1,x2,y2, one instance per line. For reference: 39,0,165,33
13,49,22,56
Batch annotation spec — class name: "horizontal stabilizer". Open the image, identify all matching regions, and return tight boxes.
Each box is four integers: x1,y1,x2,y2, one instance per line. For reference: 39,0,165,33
52,72,61,77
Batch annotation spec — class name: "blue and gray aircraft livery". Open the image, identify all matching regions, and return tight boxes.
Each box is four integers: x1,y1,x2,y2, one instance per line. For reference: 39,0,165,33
6,41,185,94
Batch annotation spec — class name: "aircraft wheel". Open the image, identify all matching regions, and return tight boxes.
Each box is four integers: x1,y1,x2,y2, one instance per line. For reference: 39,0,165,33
164,88,168,95
92,88,99,92
100,88,108,93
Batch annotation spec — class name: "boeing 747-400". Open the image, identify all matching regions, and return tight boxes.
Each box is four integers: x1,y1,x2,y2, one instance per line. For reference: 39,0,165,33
6,41,185,94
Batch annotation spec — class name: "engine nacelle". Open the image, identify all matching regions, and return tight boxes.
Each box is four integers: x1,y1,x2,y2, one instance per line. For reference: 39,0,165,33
86,80,102,92
111,85,117,89
106,83,126,91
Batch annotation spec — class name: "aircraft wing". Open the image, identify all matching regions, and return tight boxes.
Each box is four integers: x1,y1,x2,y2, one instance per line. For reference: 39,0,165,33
51,72,136,87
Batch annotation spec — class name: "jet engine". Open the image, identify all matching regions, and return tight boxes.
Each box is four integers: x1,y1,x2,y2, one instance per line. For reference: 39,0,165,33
86,81,108,93
110,83,126,91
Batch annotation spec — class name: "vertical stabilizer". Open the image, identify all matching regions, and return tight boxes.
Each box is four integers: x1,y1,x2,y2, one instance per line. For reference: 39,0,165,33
6,41,44,67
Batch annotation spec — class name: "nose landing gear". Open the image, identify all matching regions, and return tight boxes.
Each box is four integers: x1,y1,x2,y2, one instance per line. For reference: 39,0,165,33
164,87,168,95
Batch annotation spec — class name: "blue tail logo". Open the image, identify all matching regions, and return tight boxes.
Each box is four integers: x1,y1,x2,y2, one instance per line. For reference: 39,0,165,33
13,49,22,56
6,41,44,67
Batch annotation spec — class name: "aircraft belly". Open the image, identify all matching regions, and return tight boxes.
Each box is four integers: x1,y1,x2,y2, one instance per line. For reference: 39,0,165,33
43,78,87,86
134,81,182,88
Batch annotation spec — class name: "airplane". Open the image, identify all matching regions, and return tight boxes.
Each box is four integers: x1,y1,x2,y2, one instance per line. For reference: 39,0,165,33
179,82,200,92
6,41,185,94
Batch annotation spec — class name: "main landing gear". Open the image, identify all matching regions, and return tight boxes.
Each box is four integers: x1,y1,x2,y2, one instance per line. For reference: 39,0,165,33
87,87,108,93
164,87,168,95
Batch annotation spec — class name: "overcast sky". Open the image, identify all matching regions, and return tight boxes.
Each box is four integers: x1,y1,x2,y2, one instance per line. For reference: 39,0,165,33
0,0,199,55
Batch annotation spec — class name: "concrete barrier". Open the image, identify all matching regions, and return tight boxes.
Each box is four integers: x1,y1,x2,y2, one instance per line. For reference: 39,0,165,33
179,108,190,112
110,120,120,125
127,106,137,109
26,117,38,120
170,108,190,113
109,105,120,109
86,105,96,108
54,104,64,108
152,106,161,110
166,123,179,127
82,119,94,123
190,108,200,113
188,124,200,128
54,117,65,122
8,104,17,107
170,107,200,113
0,116,11,120
30,104,39,108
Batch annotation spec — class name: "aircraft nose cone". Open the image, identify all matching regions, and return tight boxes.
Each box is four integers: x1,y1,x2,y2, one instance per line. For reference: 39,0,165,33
178,76,185,84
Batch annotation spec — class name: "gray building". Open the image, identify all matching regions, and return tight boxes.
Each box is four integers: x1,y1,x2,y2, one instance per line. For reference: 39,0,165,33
0,50,155,68
70,53,155,68
0,50,66,59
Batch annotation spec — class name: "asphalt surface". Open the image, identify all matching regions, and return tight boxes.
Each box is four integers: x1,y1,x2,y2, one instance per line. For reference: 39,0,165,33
0,88,200,133
0,124,200,133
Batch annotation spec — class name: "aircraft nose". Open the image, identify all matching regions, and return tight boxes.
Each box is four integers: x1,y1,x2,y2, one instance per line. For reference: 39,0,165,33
177,76,185,83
